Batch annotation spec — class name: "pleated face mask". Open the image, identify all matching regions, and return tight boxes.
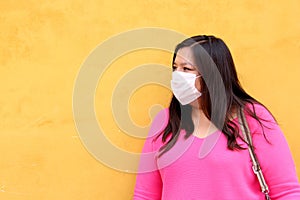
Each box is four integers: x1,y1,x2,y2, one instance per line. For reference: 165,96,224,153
171,71,202,105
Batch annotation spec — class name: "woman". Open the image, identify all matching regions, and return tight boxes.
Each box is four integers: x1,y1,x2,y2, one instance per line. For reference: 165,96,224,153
133,35,300,199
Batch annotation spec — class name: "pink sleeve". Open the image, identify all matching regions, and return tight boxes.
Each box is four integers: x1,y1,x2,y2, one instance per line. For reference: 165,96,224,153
247,104,300,199
133,109,169,200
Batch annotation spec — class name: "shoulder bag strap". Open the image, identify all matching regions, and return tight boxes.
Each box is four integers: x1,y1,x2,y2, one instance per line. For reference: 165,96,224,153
238,108,271,200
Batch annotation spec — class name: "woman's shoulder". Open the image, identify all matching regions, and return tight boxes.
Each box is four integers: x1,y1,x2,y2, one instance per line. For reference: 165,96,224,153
245,102,275,122
146,108,169,150
244,102,278,135
148,108,169,137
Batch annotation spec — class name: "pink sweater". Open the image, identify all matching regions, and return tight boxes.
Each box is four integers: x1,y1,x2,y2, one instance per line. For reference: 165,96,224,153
133,104,300,199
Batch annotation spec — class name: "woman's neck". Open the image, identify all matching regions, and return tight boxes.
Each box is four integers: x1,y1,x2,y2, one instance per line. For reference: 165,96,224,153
191,106,218,138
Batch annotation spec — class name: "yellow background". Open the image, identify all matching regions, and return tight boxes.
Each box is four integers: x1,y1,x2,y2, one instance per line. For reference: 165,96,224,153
1,0,300,199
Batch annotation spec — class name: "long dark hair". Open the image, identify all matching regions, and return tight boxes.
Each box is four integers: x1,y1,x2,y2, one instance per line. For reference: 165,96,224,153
157,35,273,156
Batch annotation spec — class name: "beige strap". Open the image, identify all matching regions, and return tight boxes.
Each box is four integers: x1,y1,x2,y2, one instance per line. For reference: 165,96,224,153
238,108,271,200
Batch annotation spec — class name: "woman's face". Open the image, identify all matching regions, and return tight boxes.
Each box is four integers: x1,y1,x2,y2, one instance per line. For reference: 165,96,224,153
173,47,201,91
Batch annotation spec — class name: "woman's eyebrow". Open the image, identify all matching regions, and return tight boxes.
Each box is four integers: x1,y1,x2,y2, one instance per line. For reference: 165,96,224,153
173,62,193,66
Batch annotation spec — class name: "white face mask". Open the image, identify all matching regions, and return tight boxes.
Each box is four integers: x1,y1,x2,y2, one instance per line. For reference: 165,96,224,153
171,71,202,105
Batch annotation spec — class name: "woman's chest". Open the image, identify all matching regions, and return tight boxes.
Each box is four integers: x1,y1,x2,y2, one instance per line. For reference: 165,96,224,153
157,133,252,181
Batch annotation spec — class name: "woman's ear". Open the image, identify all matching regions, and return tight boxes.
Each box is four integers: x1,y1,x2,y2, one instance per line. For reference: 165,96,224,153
195,77,202,92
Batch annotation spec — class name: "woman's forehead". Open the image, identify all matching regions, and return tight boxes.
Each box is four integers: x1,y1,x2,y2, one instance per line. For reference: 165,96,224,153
175,47,195,65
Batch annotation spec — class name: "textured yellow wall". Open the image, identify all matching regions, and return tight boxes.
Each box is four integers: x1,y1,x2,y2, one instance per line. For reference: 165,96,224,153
1,0,300,199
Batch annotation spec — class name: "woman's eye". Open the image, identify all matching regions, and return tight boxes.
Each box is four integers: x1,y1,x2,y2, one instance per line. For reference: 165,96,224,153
172,66,177,70
184,67,192,71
